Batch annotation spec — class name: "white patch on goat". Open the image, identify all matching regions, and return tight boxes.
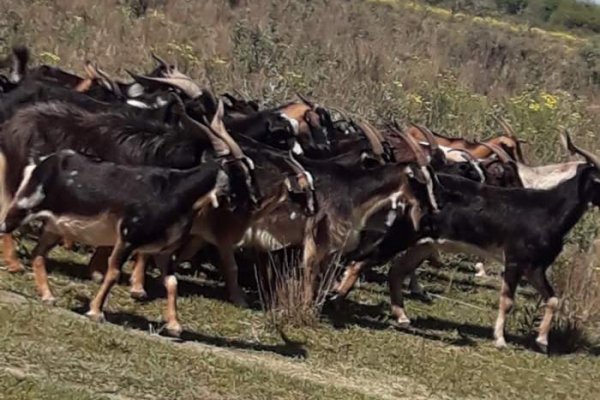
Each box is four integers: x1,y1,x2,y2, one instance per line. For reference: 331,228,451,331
518,161,581,189
279,113,300,134
389,190,404,210
420,166,439,212
127,83,145,98
9,63,21,83
291,140,304,155
385,209,398,227
239,227,285,251
303,171,315,189
126,99,152,109
155,96,169,107
290,212,297,220
0,153,11,220
14,165,45,209
165,275,178,287
469,159,486,183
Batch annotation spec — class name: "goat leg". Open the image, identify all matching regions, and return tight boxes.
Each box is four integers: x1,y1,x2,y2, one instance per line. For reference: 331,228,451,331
524,267,558,353
31,230,62,304
332,260,365,300
493,263,523,349
87,240,133,322
216,245,247,307
154,253,182,337
88,246,111,283
2,234,24,272
389,243,434,327
129,253,148,301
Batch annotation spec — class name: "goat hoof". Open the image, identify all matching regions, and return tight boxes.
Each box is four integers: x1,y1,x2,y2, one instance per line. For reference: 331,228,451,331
130,289,148,301
394,317,411,328
7,262,25,273
165,322,183,337
230,295,248,308
474,263,487,278
90,271,104,283
86,310,106,323
494,338,507,349
411,291,433,304
535,338,548,354
41,296,56,306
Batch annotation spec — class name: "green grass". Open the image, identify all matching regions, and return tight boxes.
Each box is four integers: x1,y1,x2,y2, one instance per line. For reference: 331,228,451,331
1,245,599,399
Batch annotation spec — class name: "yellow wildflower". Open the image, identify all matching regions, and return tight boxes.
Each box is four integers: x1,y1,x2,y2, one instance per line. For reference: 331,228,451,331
541,93,558,110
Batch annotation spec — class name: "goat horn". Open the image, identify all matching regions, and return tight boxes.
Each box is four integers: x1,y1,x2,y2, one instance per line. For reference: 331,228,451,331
171,93,230,157
391,126,428,167
410,123,439,152
151,52,169,69
493,115,517,139
327,106,351,121
296,92,315,108
208,99,249,163
562,131,600,170
477,142,513,163
130,74,202,99
284,151,315,191
354,118,385,159
94,65,123,98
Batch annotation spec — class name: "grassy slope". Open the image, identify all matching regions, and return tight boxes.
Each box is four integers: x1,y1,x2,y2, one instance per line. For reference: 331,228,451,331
1,244,599,399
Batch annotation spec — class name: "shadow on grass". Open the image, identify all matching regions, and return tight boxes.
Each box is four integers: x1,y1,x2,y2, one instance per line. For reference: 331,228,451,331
71,297,308,359
45,258,264,311
322,298,479,347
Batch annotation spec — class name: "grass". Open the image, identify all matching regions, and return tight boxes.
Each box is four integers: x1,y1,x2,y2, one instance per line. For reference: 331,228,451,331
1,243,599,399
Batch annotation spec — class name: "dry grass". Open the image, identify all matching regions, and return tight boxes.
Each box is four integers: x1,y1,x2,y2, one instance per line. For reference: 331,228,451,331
256,250,342,329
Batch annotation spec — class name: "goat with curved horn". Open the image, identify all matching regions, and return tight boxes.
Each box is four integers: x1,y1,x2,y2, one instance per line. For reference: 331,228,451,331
296,92,316,108
353,118,385,160
86,62,123,98
562,131,600,169
389,125,428,167
170,93,230,157
477,142,514,163
409,123,440,153
493,115,516,138
204,99,249,163
131,69,202,99
151,52,169,69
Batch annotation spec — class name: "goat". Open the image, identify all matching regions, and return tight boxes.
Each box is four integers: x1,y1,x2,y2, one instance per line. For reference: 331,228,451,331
228,128,438,301
0,95,242,284
0,147,241,336
388,133,600,352
406,117,527,164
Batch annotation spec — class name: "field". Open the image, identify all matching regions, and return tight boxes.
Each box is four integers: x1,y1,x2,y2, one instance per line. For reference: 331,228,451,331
1,0,600,399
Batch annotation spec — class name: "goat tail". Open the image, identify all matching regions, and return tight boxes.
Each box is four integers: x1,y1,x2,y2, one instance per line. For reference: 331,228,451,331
0,152,11,221
0,46,29,83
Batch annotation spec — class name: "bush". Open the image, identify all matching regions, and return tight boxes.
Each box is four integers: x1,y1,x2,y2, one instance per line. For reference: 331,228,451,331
256,250,342,329
495,0,529,14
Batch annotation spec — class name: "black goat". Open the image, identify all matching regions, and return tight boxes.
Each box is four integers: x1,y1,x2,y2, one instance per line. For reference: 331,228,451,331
0,148,240,336
388,133,600,352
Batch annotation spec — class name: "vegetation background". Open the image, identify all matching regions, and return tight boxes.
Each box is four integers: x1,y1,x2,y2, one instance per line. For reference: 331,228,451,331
1,1,600,399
